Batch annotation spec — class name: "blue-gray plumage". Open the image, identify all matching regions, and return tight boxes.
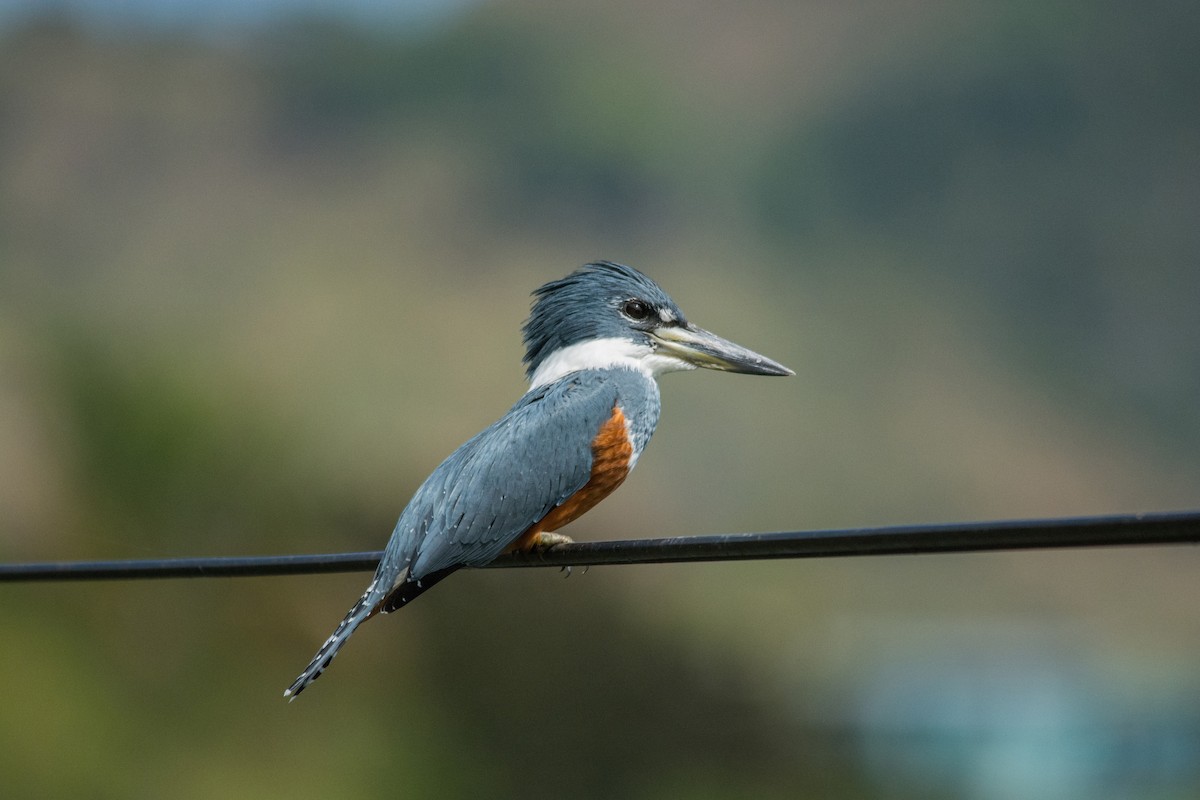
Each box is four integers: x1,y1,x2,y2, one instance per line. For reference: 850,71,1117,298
285,261,791,698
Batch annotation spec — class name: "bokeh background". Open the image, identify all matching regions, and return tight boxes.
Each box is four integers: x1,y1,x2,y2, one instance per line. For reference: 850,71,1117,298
1,1,1198,797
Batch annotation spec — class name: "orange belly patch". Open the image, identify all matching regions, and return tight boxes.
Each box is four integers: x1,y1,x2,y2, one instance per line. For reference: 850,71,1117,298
510,405,634,552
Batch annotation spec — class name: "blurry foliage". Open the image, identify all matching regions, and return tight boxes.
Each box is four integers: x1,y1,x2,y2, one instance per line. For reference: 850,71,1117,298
266,17,547,126
265,15,675,229
403,572,869,800
757,3,1200,456
46,332,349,554
759,56,1083,236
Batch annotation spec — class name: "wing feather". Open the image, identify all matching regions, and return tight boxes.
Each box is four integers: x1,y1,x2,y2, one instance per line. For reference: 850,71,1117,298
389,374,621,579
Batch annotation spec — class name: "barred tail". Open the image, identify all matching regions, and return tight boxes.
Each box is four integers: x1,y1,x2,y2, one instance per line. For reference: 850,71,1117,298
284,577,392,700
284,596,373,699
284,564,459,700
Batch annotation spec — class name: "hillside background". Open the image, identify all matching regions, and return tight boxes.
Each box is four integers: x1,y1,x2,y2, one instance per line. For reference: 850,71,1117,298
1,1,1198,798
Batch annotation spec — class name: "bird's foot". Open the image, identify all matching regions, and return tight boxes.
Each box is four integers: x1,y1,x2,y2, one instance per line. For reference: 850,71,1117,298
527,532,574,551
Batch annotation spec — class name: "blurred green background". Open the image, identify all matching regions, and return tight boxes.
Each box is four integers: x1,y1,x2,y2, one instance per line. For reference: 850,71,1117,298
1,1,1198,797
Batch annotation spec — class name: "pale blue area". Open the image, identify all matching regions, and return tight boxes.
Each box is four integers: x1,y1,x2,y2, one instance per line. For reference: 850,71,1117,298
849,619,1200,800
0,0,480,34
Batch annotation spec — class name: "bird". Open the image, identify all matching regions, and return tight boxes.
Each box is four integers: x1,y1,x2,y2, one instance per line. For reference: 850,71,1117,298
285,261,792,698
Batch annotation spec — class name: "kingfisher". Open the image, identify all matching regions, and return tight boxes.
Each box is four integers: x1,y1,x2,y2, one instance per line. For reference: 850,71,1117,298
285,261,792,698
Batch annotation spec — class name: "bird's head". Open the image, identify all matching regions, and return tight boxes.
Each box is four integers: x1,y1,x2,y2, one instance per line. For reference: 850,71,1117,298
523,261,793,387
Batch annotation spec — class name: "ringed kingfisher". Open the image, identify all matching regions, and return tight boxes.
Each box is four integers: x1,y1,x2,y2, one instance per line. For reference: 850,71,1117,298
285,261,792,698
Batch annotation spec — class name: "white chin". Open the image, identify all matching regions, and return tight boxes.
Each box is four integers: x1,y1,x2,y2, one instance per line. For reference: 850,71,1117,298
527,337,694,388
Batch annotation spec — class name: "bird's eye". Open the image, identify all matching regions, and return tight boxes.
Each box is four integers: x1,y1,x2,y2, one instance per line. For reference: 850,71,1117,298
622,300,652,321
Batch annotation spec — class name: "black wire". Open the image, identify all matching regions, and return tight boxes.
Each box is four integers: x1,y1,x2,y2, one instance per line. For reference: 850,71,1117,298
1,511,1197,582
0,551,385,582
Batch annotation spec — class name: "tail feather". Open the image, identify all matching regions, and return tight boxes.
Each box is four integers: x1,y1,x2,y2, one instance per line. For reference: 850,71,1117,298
380,566,458,613
284,565,461,700
285,563,463,700
284,581,385,700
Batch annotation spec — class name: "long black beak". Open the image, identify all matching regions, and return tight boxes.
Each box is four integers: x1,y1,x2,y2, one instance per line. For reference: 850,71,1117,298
651,324,793,376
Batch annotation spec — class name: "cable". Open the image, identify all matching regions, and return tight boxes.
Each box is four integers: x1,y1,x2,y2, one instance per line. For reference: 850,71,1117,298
0,551,383,582
1,511,1196,582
